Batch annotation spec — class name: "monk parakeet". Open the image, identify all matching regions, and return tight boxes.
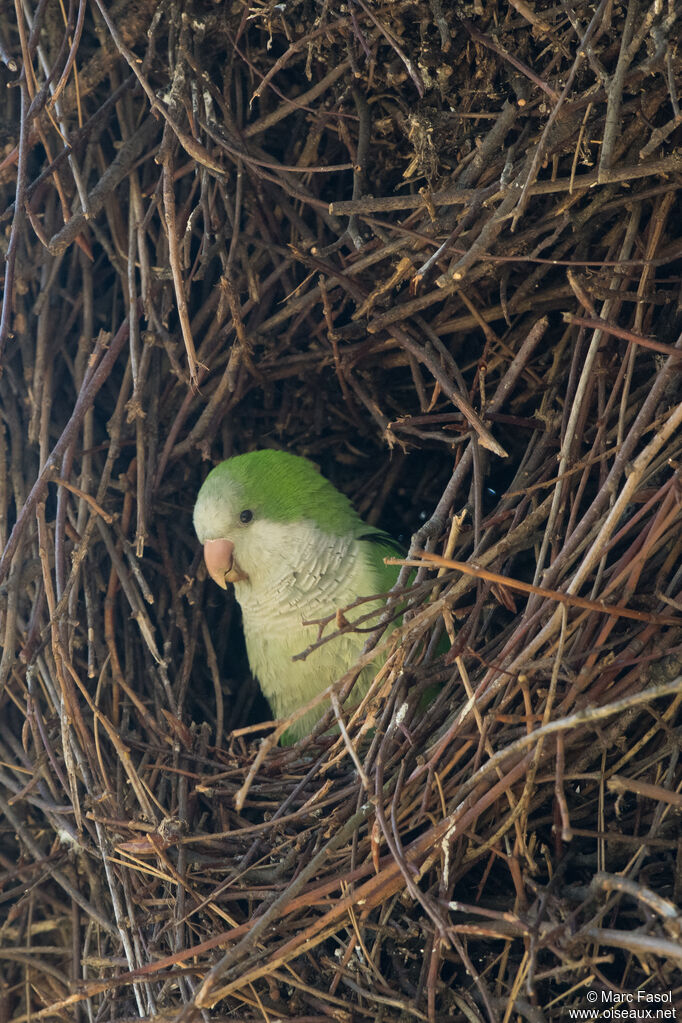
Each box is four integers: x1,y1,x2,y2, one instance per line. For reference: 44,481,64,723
193,449,402,742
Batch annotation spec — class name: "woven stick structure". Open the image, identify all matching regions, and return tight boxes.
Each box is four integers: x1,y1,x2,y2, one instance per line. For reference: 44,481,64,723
1,1,681,1020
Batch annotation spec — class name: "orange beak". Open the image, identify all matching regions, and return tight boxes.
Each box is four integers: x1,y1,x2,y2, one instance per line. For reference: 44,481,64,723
203,538,248,588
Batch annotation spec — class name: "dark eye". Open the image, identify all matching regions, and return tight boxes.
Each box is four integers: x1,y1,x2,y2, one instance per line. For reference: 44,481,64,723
239,509,253,524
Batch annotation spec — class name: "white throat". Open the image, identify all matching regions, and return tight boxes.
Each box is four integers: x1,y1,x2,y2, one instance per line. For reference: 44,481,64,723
233,519,359,629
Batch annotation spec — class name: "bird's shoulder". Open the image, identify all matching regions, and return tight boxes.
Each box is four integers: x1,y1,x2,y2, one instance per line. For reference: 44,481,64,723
356,527,404,556
354,526,405,591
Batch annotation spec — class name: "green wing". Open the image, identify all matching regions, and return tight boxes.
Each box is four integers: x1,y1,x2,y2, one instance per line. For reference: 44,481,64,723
357,529,406,594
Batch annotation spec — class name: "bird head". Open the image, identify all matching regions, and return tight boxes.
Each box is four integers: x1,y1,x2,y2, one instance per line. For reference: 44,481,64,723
193,449,361,590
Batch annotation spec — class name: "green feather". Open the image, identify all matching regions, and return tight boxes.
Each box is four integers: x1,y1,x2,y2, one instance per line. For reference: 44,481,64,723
201,449,389,539
195,449,413,742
